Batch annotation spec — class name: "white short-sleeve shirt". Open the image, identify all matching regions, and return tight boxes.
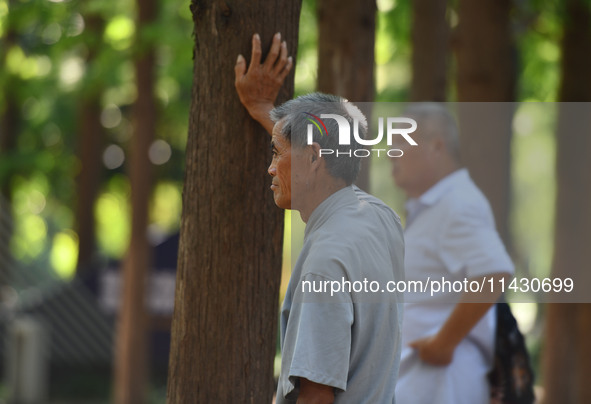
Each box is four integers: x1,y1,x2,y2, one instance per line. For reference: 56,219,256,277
396,168,514,404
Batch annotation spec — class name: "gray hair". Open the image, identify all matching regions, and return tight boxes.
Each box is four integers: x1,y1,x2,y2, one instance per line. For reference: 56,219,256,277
404,103,461,162
269,92,367,185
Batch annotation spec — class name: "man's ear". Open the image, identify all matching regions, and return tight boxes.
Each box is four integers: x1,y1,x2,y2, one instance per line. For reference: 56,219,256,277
432,136,445,152
309,142,321,165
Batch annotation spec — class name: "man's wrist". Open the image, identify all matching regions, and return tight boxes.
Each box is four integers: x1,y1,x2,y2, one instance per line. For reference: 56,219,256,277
432,331,460,354
248,103,273,123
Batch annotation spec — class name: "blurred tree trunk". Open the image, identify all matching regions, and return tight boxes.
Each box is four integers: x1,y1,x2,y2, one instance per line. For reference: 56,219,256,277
113,0,157,402
454,0,516,247
166,1,301,402
410,0,449,101
0,89,18,202
317,0,375,191
542,1,591,403
0,0,18,199
0,0,19,284
75,15,105,275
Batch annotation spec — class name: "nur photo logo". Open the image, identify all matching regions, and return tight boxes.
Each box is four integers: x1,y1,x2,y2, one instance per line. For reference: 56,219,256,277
305,113,418,158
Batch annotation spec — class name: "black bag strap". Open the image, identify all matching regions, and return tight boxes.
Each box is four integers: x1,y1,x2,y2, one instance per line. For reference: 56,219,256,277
488,302,536,404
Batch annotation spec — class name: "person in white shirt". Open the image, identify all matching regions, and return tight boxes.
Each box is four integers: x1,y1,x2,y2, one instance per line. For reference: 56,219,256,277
391,103,514,404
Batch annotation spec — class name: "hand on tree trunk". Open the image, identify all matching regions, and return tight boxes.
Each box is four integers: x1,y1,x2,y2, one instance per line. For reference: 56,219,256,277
234,32,293,134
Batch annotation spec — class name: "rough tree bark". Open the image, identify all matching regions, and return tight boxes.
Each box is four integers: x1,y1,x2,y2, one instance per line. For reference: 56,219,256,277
542,1,591,403
410,0,449,102
454,0,516,247
75,15,105,274
316,0,375,191
113,0,157,402
166,1,301,403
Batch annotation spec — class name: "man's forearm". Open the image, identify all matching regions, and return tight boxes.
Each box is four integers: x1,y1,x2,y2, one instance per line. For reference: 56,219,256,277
410,272,510,365
246,102,275,135
438,272,509,346
296,378,335,404
435,301,496,349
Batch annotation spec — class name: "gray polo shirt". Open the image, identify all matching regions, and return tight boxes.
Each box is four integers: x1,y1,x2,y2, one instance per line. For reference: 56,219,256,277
276,186,405,404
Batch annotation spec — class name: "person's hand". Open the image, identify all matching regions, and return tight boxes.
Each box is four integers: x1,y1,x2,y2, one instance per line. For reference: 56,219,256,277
409,335,456,366
234,32,293,134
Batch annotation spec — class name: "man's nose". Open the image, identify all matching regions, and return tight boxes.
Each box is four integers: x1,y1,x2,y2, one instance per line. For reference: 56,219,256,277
268,163,276,176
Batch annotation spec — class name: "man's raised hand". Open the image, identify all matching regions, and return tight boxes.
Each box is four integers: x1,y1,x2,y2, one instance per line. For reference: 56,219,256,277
234,32,293,134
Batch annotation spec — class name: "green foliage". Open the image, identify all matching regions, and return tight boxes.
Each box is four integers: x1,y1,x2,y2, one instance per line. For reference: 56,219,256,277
0,0,193,278
95,174,131,258
375,0,411,101
294,0,318,96
515,0,562,101
511,103,557,278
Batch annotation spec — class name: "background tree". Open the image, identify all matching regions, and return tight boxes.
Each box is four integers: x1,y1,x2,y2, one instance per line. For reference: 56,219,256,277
454,0,517,246
75,13,106,274
0,0,19,281
316,0,376,191
316,0,375,101
542,1,591,402
113,0,157,401
166,1,301,402
410,0,449,101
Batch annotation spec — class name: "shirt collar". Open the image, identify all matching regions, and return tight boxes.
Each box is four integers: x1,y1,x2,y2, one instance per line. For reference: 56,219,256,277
305,186,356,238
405,168,469,219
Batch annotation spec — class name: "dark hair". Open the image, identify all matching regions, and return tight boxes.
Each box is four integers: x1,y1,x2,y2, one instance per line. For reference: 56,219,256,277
270,92,367,185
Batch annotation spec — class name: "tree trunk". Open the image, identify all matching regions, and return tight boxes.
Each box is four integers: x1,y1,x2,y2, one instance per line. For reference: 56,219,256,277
0,0,18,199
0,0,19,287
542,1,591,403
113,0,157,402
166,1,301,403
454,0,516,247
410,0,449,102
75,15,105,275
317,0,375,191
0,99,18,200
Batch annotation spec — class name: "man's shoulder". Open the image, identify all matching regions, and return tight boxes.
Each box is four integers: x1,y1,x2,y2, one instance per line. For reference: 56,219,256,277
438,176,494,220
352,185,403,226
318,199,403,246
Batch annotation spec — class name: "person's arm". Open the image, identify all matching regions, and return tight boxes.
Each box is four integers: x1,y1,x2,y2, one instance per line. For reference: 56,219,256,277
296,378,335,404
410,272,510,366
234,32,293,135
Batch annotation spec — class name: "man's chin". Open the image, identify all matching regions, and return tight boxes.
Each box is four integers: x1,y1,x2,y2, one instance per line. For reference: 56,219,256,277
273,195,291,210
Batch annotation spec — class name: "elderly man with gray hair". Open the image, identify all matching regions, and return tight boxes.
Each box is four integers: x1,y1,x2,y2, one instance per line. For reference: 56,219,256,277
235,34,405,403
